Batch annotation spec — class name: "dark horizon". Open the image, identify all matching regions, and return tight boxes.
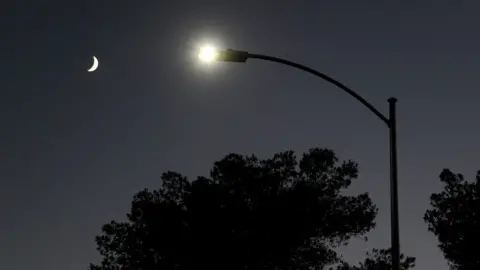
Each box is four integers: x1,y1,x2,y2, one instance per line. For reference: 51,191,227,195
3,2,480,270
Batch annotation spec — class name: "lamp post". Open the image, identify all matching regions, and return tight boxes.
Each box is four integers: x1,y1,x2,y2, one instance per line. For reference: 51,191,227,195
199,47,401,270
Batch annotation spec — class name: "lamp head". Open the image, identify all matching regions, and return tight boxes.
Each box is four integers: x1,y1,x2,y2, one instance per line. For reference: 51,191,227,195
198,46,249,63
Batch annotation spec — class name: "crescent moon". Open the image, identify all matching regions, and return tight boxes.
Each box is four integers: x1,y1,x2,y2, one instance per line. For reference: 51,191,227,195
87,56,99,72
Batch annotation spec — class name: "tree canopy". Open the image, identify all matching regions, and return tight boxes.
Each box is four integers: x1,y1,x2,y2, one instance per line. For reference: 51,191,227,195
424,169,480,270
334,248,415,270
89,147,412,270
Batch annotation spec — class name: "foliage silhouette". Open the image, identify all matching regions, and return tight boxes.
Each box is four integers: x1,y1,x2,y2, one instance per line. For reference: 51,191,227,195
89,148,396,270
424,169,480,270
333,248,415,270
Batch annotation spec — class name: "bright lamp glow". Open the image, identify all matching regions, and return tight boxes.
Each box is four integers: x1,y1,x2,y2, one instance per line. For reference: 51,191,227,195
198,45,219,62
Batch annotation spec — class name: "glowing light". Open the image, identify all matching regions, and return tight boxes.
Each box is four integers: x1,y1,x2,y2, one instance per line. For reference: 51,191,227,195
198,45,219,62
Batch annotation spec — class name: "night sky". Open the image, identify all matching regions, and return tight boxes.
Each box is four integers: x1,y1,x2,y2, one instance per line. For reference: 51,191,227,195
2,1,480,269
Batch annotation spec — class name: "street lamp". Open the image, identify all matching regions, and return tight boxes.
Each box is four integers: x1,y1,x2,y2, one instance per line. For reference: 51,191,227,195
198,47,401,270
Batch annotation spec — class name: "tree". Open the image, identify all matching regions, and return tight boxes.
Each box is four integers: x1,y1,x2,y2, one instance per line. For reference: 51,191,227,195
89,148,391,270
333,248,415,270
424,169,480,270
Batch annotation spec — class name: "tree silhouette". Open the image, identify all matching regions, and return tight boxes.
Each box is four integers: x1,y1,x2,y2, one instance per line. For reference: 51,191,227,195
424,169,480,270
89,148,383,270
333,248,415,270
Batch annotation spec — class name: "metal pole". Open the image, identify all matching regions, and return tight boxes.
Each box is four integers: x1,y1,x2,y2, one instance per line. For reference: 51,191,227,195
388,97,400,270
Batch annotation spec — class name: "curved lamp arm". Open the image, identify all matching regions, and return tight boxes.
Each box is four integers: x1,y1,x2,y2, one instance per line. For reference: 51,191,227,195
217,49,390,126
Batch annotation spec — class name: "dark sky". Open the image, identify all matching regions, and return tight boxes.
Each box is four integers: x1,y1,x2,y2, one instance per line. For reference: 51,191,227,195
2,1,480,269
